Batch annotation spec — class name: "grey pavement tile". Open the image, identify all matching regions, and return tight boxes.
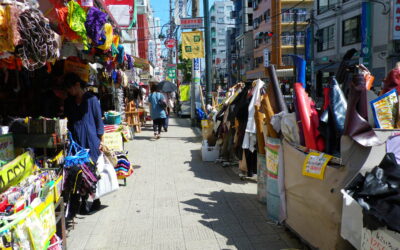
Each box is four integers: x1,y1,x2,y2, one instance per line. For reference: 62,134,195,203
183,224,217,241
152,241,186,250
215,236,238,250
118,229,153,247
253,240,289,250
153,215,182,230
185,239,221,250
152,228,185,242
83,233,121,249
231,236,254,250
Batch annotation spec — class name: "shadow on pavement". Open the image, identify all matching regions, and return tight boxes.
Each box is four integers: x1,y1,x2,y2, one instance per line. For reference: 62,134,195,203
185,149,244,185
181,191,305,249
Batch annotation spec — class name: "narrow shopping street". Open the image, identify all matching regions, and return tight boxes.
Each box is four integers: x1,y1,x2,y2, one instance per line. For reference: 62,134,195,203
67,117,303,250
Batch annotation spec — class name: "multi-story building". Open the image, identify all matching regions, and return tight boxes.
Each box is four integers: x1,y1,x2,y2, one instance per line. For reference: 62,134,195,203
270,0,313,69
313,0,392,94
226,27,237,86
210,1,235,88
232,0,254,82
245,0,271,81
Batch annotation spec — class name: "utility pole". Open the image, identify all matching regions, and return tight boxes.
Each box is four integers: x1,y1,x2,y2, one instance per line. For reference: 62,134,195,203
190,0,200,126
169,0,174,65
293,9,298,80
203,0,212,105
310,10,315,99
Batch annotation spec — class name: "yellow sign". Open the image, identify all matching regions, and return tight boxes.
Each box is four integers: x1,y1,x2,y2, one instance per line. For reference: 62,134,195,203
179,85,190,101
104,132,123,152
64,60,90,82
302,152,332,180
182,31,205,59
0,152,35,193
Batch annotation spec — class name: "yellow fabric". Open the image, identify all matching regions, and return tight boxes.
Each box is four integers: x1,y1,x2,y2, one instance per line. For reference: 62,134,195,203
67,1,89,50
179,85,190,101
181,31,205,59
0,6,14,52
98,23,113,50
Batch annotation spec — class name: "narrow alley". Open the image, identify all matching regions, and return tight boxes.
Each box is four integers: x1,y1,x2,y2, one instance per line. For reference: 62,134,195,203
66,118,303,250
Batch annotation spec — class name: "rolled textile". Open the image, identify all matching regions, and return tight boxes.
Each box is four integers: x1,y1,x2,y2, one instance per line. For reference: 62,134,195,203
268,65,288,113
293,82,324,151
343,74,381,147
291,55,306,88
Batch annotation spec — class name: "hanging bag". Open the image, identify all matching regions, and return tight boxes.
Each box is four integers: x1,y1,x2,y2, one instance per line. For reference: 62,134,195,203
64,133,90,168
157,92,167,109
94,153,119,199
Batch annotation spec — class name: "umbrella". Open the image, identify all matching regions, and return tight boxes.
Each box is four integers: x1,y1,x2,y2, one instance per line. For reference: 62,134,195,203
158,80,177,93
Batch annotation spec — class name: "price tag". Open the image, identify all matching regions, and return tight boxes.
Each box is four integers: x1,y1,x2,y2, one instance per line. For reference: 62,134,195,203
302,152,332,180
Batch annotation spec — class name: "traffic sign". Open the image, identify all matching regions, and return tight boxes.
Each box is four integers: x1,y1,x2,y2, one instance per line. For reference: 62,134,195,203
165,39,176,49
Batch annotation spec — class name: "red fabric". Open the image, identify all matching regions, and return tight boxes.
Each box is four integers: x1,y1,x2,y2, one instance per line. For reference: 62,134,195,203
294,83,324,151
382,68,400,94
323,87,330,111
55,7,80,41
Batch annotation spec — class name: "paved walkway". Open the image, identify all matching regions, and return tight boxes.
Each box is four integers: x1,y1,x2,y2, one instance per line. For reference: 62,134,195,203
67,118,304,250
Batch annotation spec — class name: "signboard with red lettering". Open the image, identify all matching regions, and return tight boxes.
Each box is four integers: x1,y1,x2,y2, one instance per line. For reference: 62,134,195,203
165,39,176,49
180,18,203,30
393,2,400,40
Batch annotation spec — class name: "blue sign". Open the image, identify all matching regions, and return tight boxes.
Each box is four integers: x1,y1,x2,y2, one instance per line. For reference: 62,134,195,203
361,1,371,66
193,58,200,71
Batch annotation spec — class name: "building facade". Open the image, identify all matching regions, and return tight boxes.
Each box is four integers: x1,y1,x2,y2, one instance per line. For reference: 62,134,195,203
245,0,271,81
232,0,254,82
312,0,393,94
210,1,235,88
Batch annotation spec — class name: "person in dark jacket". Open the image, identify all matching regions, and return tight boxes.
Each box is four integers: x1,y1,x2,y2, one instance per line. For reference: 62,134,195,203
63,73,104,214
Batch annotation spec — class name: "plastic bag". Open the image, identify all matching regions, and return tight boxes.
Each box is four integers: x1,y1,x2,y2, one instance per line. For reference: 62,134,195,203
94,153,119,199
64,133,90,167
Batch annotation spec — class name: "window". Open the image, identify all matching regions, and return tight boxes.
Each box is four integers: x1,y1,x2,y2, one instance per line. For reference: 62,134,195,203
317,25,335,52
342,16,361,46
248,13,253,27
317,0,338,14
218,39,226,46
218,17,224,23
217,6,224,13
226,6,233,11
247,0,252,8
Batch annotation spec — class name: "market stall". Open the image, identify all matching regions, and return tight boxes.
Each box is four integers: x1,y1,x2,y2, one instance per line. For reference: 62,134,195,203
202,57,400,249
0,0,136,248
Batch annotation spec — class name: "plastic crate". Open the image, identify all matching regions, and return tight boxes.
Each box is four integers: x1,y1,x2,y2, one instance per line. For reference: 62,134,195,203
201,140,219,162
105,113,122,125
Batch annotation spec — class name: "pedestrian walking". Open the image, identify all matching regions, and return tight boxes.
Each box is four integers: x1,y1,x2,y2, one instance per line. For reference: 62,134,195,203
63,73,104,215
161,92,175,132
148,84,167,139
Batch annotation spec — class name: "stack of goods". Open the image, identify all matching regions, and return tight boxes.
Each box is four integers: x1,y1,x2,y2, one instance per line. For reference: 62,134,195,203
0,152,62,249
114,152,133,179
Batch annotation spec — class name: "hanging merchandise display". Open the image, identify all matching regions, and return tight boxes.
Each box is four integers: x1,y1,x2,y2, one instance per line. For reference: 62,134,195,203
17,9,59,71
98,23,113,50
85,7,108,45
67,0,89,50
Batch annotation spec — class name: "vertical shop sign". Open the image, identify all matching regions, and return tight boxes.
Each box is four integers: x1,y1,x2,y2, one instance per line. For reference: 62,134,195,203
361,1,371,67
263,48,269,67
394,1,400,40
193,58,201,83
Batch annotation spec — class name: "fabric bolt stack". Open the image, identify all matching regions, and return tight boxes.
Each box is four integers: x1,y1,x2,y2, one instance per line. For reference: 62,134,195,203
114,152,133,179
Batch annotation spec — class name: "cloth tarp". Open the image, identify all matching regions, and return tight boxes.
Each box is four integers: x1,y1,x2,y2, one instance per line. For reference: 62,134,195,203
283,140,352,250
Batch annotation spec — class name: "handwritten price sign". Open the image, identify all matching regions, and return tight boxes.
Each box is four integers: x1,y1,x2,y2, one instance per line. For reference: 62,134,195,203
302,152,332,180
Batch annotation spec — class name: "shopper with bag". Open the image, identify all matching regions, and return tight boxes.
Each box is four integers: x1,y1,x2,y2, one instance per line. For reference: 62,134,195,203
148,84,167,139
63,73,105,214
